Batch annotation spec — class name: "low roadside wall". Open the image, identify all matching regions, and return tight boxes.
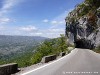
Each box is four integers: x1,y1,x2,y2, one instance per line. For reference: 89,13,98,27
0,63,18,75
59,52,66,57
41,55,57,63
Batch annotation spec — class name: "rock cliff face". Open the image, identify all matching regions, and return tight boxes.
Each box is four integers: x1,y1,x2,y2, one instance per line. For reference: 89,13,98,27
65,0,100,49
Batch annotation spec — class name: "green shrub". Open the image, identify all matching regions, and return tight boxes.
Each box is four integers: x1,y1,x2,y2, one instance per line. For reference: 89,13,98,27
30,34,68,64
93,45,100,53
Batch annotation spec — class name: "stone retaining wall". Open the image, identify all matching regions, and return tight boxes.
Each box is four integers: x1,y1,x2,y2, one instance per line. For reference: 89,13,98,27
41,55,57,63
59,52,66,57
0,63,18,75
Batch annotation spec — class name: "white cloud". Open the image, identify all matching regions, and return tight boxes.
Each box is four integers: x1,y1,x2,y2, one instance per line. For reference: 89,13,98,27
45,9,73,38
51,20,57,24
48,28,64,33
18,9,70,38
51,20,65,25
0,25,6,30
2,0,16,10
18,25,44,36
0,25,65,38
0,0,22,25
37,28,65,38
59,20,65,24
0,17,11,24
50,9,73,28
0,0,22,16
43,19,49,23
19,27,65,38
0,6,72,38
19,25,37,32
30,32,43,36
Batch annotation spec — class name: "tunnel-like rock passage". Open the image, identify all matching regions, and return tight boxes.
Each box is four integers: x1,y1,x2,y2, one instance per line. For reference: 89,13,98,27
74,39,95,49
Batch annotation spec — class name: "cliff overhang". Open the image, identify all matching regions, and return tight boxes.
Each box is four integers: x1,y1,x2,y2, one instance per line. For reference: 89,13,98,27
65,0,100,49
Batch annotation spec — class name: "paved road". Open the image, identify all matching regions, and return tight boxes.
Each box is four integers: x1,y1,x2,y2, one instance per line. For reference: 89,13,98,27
20,48,100,75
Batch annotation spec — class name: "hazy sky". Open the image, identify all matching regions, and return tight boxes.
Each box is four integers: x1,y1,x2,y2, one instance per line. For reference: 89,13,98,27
0,0,83,38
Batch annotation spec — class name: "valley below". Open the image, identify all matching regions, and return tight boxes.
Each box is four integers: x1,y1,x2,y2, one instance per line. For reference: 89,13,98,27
0,35,47,67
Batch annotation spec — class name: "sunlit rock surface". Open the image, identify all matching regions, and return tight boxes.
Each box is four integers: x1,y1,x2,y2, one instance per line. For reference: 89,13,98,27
65,1,100,49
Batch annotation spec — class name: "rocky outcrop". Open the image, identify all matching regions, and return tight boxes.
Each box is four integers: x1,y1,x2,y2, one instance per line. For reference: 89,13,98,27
65,0,100,49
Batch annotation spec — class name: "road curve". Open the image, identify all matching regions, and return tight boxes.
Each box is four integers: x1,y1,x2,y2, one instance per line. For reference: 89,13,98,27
20,48,100,75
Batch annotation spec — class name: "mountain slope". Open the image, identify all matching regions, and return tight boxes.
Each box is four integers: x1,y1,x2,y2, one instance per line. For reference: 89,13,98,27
0,35,47,59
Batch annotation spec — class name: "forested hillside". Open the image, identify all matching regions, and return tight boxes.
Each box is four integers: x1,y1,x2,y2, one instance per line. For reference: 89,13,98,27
0,35,47,67
0,34,70,67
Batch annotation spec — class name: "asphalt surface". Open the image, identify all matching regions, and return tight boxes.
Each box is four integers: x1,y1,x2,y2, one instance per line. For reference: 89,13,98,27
20,48,100,75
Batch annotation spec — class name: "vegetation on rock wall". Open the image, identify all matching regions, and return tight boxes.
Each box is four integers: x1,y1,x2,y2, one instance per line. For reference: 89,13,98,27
87,10,97,28
85,0,100,8
65,0,100,49
93,45,100,53
66,0,100,23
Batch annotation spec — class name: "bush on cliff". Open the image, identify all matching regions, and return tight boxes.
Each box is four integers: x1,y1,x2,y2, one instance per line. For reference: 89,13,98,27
94,45,100,53
30,34,68,64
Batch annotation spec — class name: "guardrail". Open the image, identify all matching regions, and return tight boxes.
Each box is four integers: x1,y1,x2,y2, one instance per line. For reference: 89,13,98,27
59,52,66,57
41,55,57,63
0,63,18,75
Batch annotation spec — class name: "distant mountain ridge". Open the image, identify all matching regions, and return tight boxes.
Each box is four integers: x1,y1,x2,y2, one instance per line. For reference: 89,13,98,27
0,35,47,42
0,35,47,59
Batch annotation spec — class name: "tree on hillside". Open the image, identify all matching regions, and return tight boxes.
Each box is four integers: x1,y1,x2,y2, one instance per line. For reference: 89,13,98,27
30,34,68,64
